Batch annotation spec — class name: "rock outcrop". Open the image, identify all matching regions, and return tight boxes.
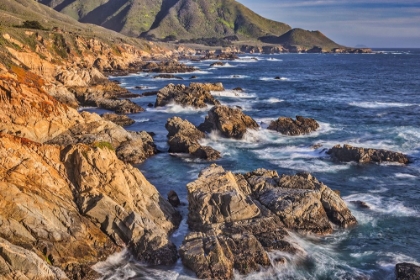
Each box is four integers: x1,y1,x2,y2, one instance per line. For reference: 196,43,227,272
155,83,221,108
396,263,420,280
198,105,259,139
165,117,220,160
190,82,224,91
267,116,320,136
180,165,356,279
47,112,157,164
142,61,197,73
327,144,409,164
0,133,180,279
101,113,135,127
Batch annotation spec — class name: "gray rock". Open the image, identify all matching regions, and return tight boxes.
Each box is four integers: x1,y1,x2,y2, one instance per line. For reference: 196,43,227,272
396,263,420,280
101,113,135,127
267,116,320,136
155,83,220,108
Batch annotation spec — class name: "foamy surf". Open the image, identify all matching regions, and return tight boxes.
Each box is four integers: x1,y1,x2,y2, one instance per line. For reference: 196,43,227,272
211,89,256,98
349,101,418,108
260,77,290,81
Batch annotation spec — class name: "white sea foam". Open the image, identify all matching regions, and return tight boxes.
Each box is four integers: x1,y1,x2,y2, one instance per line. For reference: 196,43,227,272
266,57,283,61
343,193,419,217
133,118,150,123
236,56,259,63
394,173,418,179
211,89,256,98
267,97,284,103
216,75,250,79
147,103,211,114
260,77,290,81
349,101,418,108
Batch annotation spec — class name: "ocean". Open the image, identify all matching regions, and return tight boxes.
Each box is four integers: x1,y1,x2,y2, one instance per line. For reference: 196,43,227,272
90,49,420,279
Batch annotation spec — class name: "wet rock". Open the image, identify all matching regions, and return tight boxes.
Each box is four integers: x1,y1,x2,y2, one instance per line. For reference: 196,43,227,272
141,91,159,96
190,75,197,79
168,190,181,207
165,117,220,160
155,83,220,108
135,85,146,89
143,60,197,73
190,82,224,91
274,76,281,80
233,87,243,91
210,62,225,67
202,53,239,60
327,144,409,164
153,74,184,80
396,263,420,280
147,103,154,107
198,105,259,139
268,116,320,136
101,113,135,127
350,201,370,209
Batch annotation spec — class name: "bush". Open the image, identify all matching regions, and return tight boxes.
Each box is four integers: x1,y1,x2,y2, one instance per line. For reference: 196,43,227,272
14,20,47,30
92,141,115,151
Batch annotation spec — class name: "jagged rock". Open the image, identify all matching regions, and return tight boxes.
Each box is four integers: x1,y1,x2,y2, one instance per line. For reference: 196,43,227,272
198,105,259,139
154,74,184,80
202,53,239,60
0,237,69,280
244,170,357,233
165,117,220,160
143,60,197,73
101,113,135,127
396,263,420,280
327,144,409,164
63,144,181,265
155,83,220,108
268,116,320,136
70,81,143,114
44,84,79,108
190,82,224,91
233,87,243,91
168,190,181,207
47,112,156,164
180,165,302,279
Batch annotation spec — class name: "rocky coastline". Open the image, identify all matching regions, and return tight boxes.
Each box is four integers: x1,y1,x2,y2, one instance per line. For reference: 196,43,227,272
0,19,412,280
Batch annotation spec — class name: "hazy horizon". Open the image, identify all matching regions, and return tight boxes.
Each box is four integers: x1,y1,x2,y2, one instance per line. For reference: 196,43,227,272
237,0,420,48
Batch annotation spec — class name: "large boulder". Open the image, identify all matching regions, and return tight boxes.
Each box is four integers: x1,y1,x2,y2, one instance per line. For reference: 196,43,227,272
198,105,259,139
327,144,409,164
180,165,356,279
101,113,135,127
268,116,320,136
47,112,157,164
396,263,420,280
190,82,224,91
142,60,197,73
155,83,220,108
165,117,220,160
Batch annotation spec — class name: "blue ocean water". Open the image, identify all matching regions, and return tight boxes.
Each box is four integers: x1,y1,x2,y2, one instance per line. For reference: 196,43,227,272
92,49,420,279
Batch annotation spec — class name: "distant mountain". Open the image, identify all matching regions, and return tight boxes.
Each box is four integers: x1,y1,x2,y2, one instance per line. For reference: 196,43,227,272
260,28,342,50
37,0,347,50
38,0,291,39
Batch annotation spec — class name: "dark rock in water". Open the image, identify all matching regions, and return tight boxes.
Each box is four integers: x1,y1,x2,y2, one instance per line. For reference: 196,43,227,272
202,53,239,60
190,75,197,79
350,201,370,209
210,62,225,67
147,103,154,107
198,105,259,139
101,113,135,127
165,117,220,160
312,143,323,149
141,91,159,96
155,83,221,108
154,74,184,80
180,165,357,279
233,87,243,91
268,116,320,136
135,85,146,89
168,190,181,207
327,144,409,164
143,60,197,73
98,99,144,114
274,76,281,80
396,263,420,280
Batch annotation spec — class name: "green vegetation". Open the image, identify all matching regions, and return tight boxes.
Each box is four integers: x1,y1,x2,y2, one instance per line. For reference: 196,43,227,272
92,141,115,151
14,20,47,30
52,33,68,59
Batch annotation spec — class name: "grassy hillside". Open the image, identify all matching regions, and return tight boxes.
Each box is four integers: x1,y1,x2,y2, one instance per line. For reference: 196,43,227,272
259,28,342,50
38,0,292,40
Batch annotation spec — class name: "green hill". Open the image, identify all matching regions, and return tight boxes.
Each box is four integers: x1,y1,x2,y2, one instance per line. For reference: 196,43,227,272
259,28,342,50
38,0,292,40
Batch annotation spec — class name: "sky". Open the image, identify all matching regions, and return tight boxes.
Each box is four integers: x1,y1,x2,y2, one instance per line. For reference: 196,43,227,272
237,0,420,48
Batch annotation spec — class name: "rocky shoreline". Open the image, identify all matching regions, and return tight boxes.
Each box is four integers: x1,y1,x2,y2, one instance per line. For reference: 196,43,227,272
0,26,415,280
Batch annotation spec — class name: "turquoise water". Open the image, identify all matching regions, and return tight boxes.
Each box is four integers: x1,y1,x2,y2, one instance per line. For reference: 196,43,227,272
92,50,420,279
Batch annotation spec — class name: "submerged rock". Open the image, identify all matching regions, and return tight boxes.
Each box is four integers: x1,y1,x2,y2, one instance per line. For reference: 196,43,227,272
198,105,259,139
180,165,356,279
268,116,320,136
167,190,181,207
155,83,220,108
396,263,420,280
165,117,220,160
327,144,409,164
